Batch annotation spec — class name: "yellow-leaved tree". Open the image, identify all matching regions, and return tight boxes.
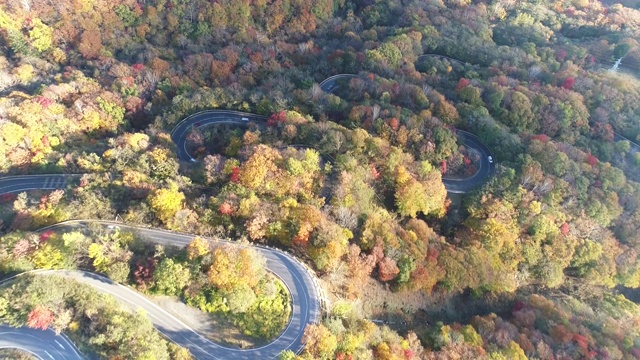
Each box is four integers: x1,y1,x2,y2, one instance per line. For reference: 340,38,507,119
207,246,266,292
148,182,185,224
28,19,53,52
187,237,210,260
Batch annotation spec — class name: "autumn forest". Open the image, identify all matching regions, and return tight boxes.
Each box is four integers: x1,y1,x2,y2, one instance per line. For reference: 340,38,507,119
1,0,640,359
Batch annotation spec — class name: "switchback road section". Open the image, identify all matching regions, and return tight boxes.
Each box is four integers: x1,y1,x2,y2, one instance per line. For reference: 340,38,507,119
443,130,496,194
170,110,267,162
0,324,82,360
169,108,495,194
0,219,322,360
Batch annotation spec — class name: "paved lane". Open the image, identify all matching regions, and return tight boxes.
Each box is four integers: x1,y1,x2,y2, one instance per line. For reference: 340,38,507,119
0,174,79,195
16,220,322,360
169,108,495,193
0,324,82,360
442,130,495,194
318,74,359,94
170,110,267,162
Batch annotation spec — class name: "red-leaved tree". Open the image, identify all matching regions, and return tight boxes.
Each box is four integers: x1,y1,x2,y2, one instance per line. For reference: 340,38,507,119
389,117,399,131
133,257,156,288
556,49,567,62
40,230,56,243
230,167,240,183
218,202,234,216
456,78,470,91
27,306,54,330
267,111,287,127
378,256,400,282
531,134,550,143
562,77,574,90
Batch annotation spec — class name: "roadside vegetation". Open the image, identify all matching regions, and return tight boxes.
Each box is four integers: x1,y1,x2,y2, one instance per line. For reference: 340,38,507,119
0,349,36,360
1,0,640,359
0,225,290,348
0,275,192,359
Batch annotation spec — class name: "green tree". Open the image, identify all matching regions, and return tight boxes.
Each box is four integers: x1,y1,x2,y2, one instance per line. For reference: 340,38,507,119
106,261,130,283
505,91,536,132
224,283,257,314
614,43,631,59
278,350,297,360
153,259,191,296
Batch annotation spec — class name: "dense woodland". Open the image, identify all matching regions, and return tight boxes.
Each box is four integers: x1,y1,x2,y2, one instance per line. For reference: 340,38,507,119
1,0,640,358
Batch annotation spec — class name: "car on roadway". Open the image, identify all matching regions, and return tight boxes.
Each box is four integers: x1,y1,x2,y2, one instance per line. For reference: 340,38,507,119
488,156,494,164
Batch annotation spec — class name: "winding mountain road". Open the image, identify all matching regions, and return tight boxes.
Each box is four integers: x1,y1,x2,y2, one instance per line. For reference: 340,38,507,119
0,220,321,360
169,109,494,193
0,324,82,360
318,74,494,192
319,74,359,94
444,130,495,194
0,174,81,195
170,110,267,162
0,75,494,359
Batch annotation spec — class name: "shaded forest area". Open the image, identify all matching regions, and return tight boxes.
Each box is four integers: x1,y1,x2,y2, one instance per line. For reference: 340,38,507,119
1,0,640,359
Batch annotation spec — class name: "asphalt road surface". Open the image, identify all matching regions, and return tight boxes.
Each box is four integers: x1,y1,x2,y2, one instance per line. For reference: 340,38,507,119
0,324,82,360
2,220,320,360
318,74,359,94
169,108,495,193
0,174,81,195
0,77,493,359
170,110,267,162
442,130,495,194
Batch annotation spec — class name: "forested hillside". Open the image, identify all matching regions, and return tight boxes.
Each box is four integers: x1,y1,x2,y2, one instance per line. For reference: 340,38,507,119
1,0,640,359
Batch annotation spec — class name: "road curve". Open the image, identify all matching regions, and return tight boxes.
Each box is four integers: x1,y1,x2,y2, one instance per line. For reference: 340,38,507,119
0,174,81,195
1,220,321,360
0,324,82,360
170,110,267,162
318,74,359,94
317,75,494,192
442,130,495,194
169,107,495,193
